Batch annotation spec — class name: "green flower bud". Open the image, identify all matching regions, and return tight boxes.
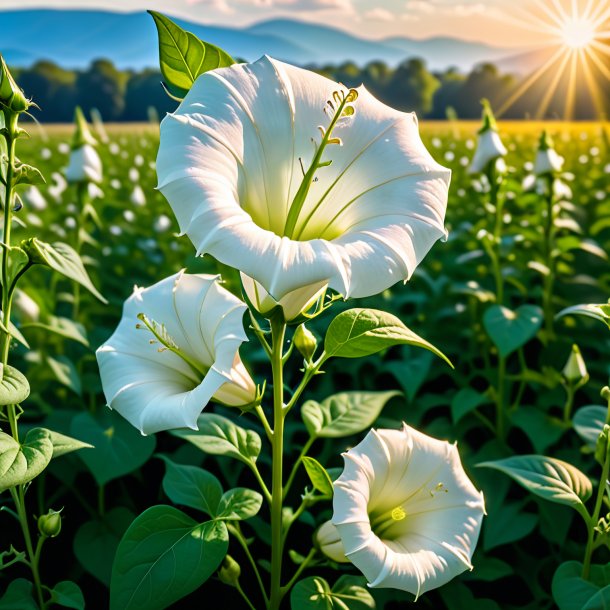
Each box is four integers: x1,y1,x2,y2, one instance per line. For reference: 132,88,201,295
0,54,29,114
314,520,349,563
218,555,241,587
293,323,317,362
71,106,97,150
595,424,610,467
478,98,498,134
562,344,589,385
37,508,62,538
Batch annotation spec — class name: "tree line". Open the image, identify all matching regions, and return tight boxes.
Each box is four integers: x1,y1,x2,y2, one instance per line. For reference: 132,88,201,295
11,57,605,123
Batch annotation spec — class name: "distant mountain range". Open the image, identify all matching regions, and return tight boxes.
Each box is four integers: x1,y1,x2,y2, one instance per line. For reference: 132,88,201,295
1,8,514,72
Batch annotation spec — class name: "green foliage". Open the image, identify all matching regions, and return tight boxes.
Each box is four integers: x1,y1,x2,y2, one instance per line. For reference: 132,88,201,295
483,305,543,358
290,575,375,610
302,456,334,497
0,364,29,405
110,506,229,610
149,11,234,100
0,428,53,492
552,561,610,610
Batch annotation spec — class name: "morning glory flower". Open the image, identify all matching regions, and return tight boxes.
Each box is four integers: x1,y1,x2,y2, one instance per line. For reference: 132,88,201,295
65,107,102,184
533,131,564,176
468,99,507,175
157,56,449,302
96,271,256,435
332,424,485,598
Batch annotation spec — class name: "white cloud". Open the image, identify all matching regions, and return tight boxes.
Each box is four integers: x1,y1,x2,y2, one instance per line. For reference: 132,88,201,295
363,7,394,21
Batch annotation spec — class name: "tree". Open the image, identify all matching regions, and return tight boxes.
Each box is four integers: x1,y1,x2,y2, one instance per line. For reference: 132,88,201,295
387,58,440,115
76,59,128,122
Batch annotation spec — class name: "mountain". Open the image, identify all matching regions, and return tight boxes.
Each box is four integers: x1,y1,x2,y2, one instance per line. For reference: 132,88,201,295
495,45,561,76
1,8,509,72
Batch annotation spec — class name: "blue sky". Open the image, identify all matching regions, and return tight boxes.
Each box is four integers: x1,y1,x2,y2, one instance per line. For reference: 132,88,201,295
0,0,563,46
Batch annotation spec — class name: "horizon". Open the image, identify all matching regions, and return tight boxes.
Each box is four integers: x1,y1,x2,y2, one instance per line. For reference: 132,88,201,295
0,0,570,48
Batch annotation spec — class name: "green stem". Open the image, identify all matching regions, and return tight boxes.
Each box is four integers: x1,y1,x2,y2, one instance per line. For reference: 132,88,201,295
496,355,507,442
280,549,317,596
98,484,105,516
269,316,286,610
247,461,272,506
583,435,610,579
235,581,257,610
510,348,528,411
283,437,315,501
72,182,87,320
542,178,555,337
488,160,504,305
227,523,269,606
563,384,576,424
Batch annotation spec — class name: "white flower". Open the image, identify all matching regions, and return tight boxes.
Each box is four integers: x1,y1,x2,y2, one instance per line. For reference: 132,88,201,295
21,185,47,211
315,520,350,564
240,272,326,322
332,424,485,598
534,132,564,176
65,144,102,184
468,99,507,175
96,271,256,434
130,185,146,207
157,56,449,302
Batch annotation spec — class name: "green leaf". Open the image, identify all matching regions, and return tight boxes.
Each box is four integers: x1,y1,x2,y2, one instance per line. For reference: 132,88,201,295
324,308,451,365
13,161,45,187
451,388,489,423
557,303,610,329
73,507,135,586
47,355,81,395
301,391,399,439
21,238,107,303
49,581,85,610
110,505,228,610
291,575,375,610
71,410,156,486
160,456,223,517
172,413,261,465
216,488,263,520
48,430,93,458
483,500,538,551
302,456,334,497
148,11,234,100
510,408,565,454
583,586,610,610
22,316,89,347
0,364,30,405
0,244,29,291
0,578,38,609
478,455,592,517
483,304,543,358
0,428,53,492
573,406,607,449
552,561,605,610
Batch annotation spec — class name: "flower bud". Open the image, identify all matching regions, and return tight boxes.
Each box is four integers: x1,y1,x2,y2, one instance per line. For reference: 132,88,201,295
562,344,589,386
37,509,62,538
314,520,349,563
293,323,317,362
534,131,563,176
0,54,29,114
218,555,241,587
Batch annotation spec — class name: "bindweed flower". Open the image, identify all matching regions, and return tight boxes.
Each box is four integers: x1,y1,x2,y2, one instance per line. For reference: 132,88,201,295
332,424,485,598
534,131,564,177
65,107,102,184
96,271,257,434
157,56,449,303
468,99,507,175
21,185,47,211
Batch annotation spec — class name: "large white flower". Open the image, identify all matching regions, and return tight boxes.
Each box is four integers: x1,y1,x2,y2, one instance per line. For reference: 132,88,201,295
332,424,485,598
96,271,256,435
157,56,449,302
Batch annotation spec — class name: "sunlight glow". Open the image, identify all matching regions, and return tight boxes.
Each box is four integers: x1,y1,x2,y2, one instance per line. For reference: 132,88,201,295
562,17,595,48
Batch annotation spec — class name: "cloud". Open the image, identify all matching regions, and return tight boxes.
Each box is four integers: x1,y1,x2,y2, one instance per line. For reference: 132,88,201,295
234,0,353,10
363,7,394,21
405,1,435,15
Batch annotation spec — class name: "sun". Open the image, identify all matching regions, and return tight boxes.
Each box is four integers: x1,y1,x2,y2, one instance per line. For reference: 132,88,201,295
562,17,596,49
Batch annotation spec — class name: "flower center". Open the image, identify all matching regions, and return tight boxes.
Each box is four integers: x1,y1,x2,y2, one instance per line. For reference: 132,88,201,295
391,506,406,521
136,313,209,380
282,88,358,240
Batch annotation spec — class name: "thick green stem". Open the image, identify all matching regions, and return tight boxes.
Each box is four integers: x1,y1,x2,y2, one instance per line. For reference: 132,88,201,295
283,437,315,501
72,181,87,319
542,178,555,337
583,435,610,579
269,317,286,610
563,384,576,424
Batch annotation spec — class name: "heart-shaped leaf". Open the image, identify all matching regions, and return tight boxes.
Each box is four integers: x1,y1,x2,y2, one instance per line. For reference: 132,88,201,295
49,581,85,610
0,364,30,406
573,406,607,449
483,305,543,357
49,430,93,459
0,428,53,492
110,506,228,610
301,391,400,439
216,488,263,521
552,561,610,610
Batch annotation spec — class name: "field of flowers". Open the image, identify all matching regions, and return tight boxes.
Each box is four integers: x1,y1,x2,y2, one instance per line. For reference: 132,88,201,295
2,19,610,606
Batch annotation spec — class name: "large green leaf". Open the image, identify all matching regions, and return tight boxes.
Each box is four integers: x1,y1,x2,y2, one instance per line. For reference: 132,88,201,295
160,456,223,517
478,455,592,517
0,428,53,492
71,410,156,486
302,456,334,497
48,430,93,459
552,561,610,610
483,304,543,358
172,413,261,465
301,391,399,439
0,364,30,405
148,11,234,99
573,406,607,449
290,575,375,610
22,238,107,303
73,507,135,586
324,308,451,365
451,388,489,424
557,303,610,329
49,581,85,610
110,505,228,610
0,578,39,609
22,316,89,347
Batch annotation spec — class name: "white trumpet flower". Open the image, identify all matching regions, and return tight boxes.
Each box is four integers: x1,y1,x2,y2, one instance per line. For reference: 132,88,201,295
468,99,507,175
332,424,485,598
533,131,564,176
96,271,256,435
65,106,103,184
157,56,449,303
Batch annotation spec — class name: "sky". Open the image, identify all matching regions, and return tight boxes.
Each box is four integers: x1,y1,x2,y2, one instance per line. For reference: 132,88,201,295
0,0,592,47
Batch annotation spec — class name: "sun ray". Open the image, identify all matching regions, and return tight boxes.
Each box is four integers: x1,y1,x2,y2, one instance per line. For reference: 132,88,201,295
589,1,610,28
510,3,564,35
497,46,565,117
591,39,610,54
580,48,609,118
534,0,567,30
550,0,570,22
585,45,610,80
563,51,579,120
581,0,597,22
535,51,572,118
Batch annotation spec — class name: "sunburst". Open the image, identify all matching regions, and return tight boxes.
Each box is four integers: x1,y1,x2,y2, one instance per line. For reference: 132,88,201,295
496,0,610,119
